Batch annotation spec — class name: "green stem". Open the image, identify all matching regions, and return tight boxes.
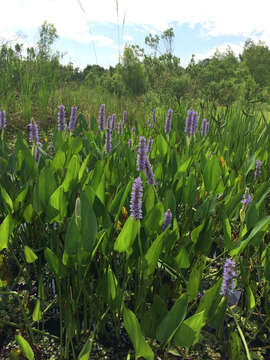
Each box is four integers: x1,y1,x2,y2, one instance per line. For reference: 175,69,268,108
0,319,59,340
229,309,252,360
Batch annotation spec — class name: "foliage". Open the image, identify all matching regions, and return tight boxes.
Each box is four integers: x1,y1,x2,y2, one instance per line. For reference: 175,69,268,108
0,98,270,359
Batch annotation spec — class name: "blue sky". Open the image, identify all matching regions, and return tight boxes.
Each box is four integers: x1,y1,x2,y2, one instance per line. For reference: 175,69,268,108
1,0,269,69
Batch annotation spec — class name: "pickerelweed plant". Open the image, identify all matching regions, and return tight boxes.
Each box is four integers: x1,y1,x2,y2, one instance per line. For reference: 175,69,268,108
1,102,270,359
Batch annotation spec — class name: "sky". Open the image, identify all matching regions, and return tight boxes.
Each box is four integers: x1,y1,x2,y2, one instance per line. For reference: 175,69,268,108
1,0,270,69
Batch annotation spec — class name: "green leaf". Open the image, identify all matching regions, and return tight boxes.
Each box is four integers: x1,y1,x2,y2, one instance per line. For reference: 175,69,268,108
223,217,233,249
78,333,95,360
14,187,28,211
44,248,63,277
52,150,66,171
0,215,13,251
246,286,256,310
144,186,155,213
109,180,132,221
229,331,245,360
107,266,118,302
203,156,222,193
64,214,81,255
230,216,270,256
195,219,213,255
141,295,168,338
175,157,192,176
124,307,154,360
78,154,90,182
156,134,168,157
15,335,34,360
197,280,222,320
156,293,189,345
208,296,227,330
0,186,13,213
32,299,42,322
187,256,206,299
145,231,166,276
24,245,38,263
48,185,67,221
85,186,111,228
174,311,205,348
174,247,190,269
23,204,34,222
163,190,176,215
80,192,97,253
63,155,80,192
35,166,57,212
183,173,197,206
191,222,205,244
114,216,138,253
143,202,163,236
68,136,83,156
95,173,105,204
245,153,256,176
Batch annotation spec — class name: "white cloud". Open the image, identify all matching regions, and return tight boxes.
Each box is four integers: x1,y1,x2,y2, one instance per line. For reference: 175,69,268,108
0,0,115,47
195,42,245,61
123,34,133,42
181,42,245,67
1,0,270,69
1,0,270,44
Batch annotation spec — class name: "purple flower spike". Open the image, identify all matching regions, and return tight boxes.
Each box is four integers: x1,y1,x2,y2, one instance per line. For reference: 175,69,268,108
33,122,39,142
128,139,132,148
165,109,173,134
105,128,112,153
111,114,116,130
191,111,198,135
147,138,153,153
69,106,77,131
58,105,66,131
137,136,147,171
132,126,136,133
201,118,209,136
98,104,105,131
28,121,39,143
145,158,155,185
162,209,172,230
185,110,193,137
241,189,252,208
28,123,33,143
123,110,127,124
130,176,143,220
254,160,262,178
185,109,198,137
118,121,123,135
220,258,237,297
0,109,6,129
152,109,156,123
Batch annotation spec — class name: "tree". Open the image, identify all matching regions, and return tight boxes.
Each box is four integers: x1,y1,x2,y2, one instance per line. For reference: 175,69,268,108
120,46,148,96
161,27,175,55
242,39,270,88
37,21,58,59
145,33,160,55
145,27,175,56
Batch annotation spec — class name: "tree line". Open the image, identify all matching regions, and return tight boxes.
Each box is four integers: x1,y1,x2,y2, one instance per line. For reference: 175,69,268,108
1,22,270,113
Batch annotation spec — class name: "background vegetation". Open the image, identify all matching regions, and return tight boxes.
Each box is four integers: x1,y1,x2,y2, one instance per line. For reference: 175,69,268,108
1,21,270,132
1,20,270,360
